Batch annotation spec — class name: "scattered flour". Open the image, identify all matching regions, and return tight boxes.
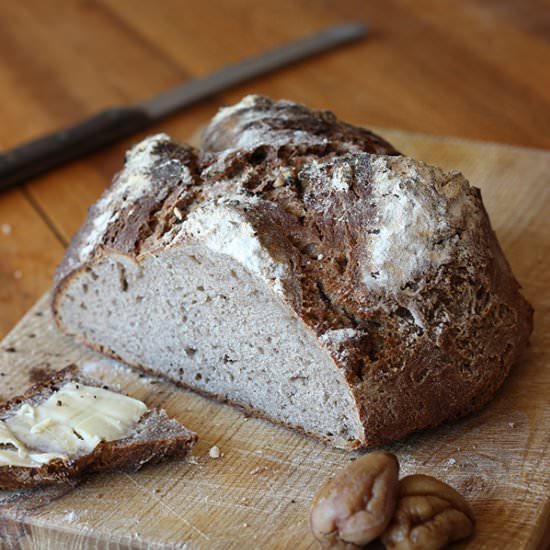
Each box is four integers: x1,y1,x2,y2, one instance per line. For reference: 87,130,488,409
184,202,288,296
360,156,477,293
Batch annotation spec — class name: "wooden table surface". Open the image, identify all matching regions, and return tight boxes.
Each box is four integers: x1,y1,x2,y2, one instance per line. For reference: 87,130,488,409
1,0,550,337
0,0,549,339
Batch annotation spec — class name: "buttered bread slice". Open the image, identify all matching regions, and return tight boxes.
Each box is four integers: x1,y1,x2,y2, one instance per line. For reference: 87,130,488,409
0,365,196,489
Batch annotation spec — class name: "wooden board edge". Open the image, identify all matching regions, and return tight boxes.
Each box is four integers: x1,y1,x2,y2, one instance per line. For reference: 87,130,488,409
0,516,150,550
373,128,550,158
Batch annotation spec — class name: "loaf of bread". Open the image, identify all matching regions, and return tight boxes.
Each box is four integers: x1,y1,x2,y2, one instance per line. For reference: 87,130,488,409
52,96,533,450
0,365,196,489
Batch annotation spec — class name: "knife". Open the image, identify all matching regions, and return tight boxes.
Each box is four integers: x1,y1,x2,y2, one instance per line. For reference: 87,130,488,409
0,22,367,191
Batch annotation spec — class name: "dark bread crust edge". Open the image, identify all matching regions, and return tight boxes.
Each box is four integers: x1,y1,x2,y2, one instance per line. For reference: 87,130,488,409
345,189,534,446
0,365,197,490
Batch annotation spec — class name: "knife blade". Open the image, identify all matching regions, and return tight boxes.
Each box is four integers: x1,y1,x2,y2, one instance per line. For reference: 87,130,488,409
0,22,367,191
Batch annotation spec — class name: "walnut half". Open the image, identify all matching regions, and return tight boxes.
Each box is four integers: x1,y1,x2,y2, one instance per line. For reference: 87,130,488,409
310,451,399,549
381,474,475,550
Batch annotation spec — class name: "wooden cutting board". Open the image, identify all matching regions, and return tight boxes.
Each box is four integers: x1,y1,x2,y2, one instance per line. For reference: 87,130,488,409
0,130,548,550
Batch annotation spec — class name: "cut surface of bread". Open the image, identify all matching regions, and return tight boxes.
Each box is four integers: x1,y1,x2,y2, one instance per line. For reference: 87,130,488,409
52,96,533,450
0,365,196,489
56,247,363,447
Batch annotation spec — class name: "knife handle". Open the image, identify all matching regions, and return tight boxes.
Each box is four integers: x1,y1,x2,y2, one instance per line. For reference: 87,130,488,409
0,107,152,191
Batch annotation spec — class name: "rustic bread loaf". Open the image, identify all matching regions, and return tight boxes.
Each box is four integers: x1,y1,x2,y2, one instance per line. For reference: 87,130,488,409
0,365,196,489
52,96,533,450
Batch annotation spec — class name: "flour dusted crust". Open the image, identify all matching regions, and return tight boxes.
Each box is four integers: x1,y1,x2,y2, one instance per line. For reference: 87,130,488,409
53,96,533,449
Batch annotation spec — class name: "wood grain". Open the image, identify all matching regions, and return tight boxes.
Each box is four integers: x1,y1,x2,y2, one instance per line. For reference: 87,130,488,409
103,0,550,148
1,0,550,340
0,189,65,340
0,132,548,549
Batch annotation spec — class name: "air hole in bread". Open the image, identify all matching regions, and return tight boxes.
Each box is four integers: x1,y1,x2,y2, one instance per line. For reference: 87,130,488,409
335,256,348,274
117,263,129,292
249,146,268,165
395,307,414,324
185,347,197,357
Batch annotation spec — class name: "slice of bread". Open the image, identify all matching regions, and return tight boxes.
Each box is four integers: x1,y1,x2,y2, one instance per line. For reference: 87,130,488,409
52,96,533,450
0,365,196,489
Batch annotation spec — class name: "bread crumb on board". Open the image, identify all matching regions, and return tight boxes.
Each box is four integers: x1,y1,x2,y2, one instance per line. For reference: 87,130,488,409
209,445,221,459
63,511,79,522
13,270,22,279
1,223,12,235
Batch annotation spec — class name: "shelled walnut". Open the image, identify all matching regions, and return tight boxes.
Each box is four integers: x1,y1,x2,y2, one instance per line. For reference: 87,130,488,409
310,454,475,549
310,451,399,549
381,474,475,550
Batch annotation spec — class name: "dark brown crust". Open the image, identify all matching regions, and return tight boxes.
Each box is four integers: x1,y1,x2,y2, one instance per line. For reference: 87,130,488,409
201,95,400,156
349,199,534,445
0,365,197,490
53,142,202,287
51,96,533,450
